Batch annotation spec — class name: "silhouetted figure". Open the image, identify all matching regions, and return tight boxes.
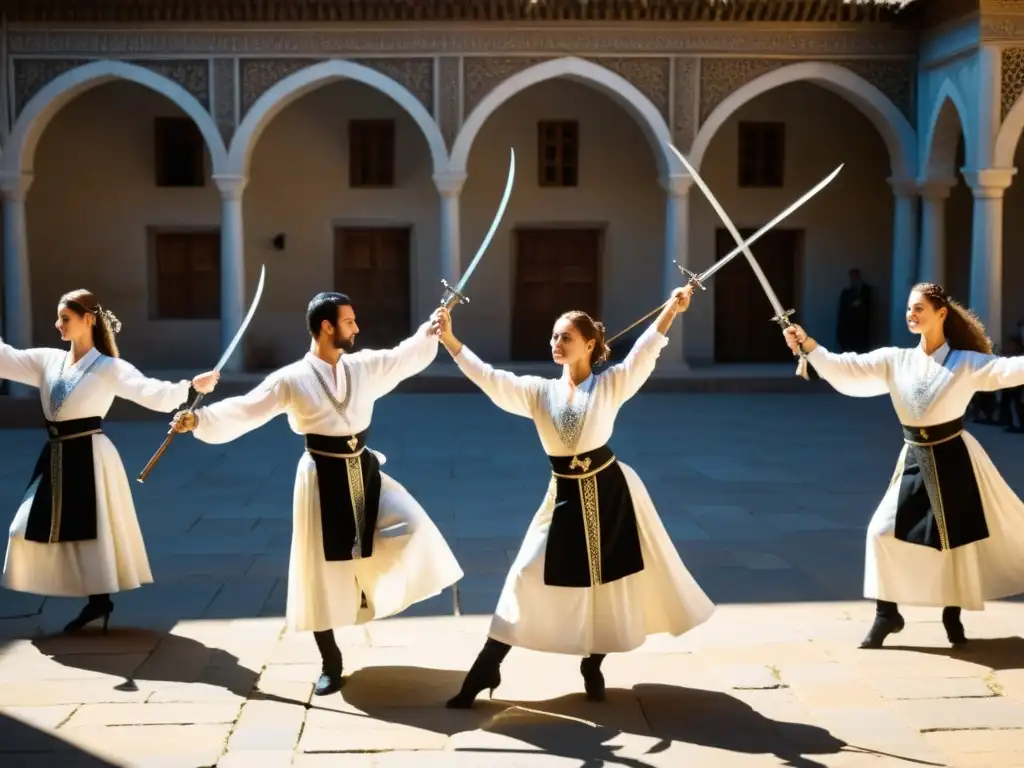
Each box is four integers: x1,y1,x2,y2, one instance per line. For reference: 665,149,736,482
837,268,872,352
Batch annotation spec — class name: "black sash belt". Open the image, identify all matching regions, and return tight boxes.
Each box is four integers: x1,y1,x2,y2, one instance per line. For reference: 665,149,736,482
24,417,103,544
544,444,644,588
305,430,382,562
895,416,988,551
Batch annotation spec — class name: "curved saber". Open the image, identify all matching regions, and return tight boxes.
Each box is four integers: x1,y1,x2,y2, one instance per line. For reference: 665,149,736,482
441,147,516,309
668,143,836,379
137,265,267,482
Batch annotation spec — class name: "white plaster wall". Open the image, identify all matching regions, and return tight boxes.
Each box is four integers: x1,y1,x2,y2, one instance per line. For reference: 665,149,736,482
27,81,221,369
458,78,663,361
242,81,439,366
687,82,894,361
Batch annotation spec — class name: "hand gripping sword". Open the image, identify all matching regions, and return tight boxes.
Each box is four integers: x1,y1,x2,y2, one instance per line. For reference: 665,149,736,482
605,164,843,346
669,143,841,379
440,147,515,310
137,264,267,482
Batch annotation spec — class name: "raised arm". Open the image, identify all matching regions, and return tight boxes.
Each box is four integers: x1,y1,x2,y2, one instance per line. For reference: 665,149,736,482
968,352,1024,392
354,320,440,398
0,338,57,389
109,359,219,412
784,325,892,397
435,308,538,418
179,374,290,444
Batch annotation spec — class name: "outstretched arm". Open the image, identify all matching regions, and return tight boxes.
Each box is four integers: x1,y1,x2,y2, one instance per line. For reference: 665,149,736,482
0,338,57,389
783,325,891,397
110,359,219,412
969,352,1024,392
173,374,289,444
356,319,440,398
435,308,538,418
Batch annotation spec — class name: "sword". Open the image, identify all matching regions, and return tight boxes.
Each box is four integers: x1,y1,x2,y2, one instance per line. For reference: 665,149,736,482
137,264,267,482
440,147,515,310
669,143,840,379
605,165,843,346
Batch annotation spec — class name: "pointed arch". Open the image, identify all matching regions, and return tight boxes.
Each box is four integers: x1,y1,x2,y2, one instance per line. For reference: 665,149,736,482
2,59,228,177
229,59,448,177
689,61,916,180
449,56,677,178
921,78,972,180
994,87,1024,168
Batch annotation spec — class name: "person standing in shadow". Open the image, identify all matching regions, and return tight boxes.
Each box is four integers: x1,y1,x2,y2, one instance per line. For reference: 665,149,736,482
837,268,872,353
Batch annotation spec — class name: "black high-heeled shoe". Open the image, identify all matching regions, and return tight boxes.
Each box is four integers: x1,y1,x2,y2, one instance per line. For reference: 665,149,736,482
859,612,905,649
942,607,967,645
446,663,501,709
581,656,606,702
63,597,114,634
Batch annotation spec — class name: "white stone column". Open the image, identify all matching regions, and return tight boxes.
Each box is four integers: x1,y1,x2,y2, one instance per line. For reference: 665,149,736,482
963,168,1016,340
213,174,248,373
1,172,34,398
433,171,467,286
660,173,693,363
887,179,920,345
917,179,955,286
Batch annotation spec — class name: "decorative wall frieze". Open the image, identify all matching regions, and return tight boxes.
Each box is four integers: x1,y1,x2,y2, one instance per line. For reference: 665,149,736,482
436,56,462,149
699,56,916,124
6,27,919,58
1001,47,1024,120
586,57,671,123
463,57,552,115
212,58,236,142
672,58,700,150
239,57,433,118
12,57,209,117
983,14,1024,40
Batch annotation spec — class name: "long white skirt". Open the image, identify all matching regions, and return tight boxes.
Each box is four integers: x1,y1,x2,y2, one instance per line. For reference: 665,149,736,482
866,432,1024,610
286,452,464,633
3,434,153,597
489,461,716,655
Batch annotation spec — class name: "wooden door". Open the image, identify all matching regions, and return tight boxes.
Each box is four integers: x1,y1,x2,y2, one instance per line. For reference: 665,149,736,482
334,227,411,350
512,228,601,361
713,228,803,363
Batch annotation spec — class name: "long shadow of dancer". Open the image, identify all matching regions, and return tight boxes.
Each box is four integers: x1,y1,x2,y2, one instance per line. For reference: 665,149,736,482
886,635,1024,672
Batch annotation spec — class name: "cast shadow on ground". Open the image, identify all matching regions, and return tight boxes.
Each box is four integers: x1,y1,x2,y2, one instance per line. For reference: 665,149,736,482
30,630,302,707
886,635,1024,671
0,711,118,766
333,666,944,768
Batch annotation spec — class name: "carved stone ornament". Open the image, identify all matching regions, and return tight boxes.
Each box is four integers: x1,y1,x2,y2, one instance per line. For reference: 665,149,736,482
699,57,916,124
673,57,699,149
13,57,209,117
7,28,918,59
212,58,236,142
437,56,461,149
1002,47,1024,121
240,57,433,118
585,57,671,123
463,57,552,115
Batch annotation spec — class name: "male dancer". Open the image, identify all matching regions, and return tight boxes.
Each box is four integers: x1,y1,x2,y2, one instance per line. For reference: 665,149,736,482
171,292,463,695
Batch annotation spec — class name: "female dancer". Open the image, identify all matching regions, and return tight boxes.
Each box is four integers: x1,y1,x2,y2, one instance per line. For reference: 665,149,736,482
0,289,219,632
436,286,715,708
784,282,1024,648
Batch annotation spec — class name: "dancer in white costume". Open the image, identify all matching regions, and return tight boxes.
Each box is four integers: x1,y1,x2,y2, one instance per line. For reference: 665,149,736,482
436,286,715,708
785,282,1024,649
0,289,219,632
171,292,463,695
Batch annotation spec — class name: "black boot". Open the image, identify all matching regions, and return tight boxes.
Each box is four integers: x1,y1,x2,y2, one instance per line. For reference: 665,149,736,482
859,600,905,649
64,594,114,634
446,638,509,709
942,606,967,645
581,654,606,701
313,629,344,696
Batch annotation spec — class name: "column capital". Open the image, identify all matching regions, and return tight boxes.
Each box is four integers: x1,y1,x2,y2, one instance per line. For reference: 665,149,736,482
0,171,34,201
433,171,467,198
661,173,694,198
212,174,248,200
962,167,1017,198
916,178,957,201
887,177,919,198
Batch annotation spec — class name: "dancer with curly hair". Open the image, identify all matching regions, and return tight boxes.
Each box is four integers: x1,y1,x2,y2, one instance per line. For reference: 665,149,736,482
784,282,1024,649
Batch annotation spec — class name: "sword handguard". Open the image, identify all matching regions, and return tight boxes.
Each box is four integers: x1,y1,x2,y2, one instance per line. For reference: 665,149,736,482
769,311,810,380
674,262,706,291
771,308,796,326
440,279,470,311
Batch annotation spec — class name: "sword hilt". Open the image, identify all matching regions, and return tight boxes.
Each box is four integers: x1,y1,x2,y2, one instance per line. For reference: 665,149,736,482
771,308,796,326
770,310,811,380
440,279,470,311
674,261,705,291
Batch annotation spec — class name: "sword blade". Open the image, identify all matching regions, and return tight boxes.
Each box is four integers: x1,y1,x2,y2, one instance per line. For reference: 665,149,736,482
214,264,266,373
694,164,844,285
456,147,515,292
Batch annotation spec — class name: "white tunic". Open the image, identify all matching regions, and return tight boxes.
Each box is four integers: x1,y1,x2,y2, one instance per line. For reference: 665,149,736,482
190,323,463,633
0,340,191,597
453,325,716,655
808,342,1024,610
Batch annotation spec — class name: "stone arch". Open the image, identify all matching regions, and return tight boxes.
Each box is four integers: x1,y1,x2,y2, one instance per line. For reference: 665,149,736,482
2,59,228,178
229,59,448,177
689,61,916,180
993,89,1024,169
449,56,676,178
921,78,972,180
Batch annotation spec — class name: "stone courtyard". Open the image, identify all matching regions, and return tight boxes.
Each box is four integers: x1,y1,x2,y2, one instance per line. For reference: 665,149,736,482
0,392,1023,767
